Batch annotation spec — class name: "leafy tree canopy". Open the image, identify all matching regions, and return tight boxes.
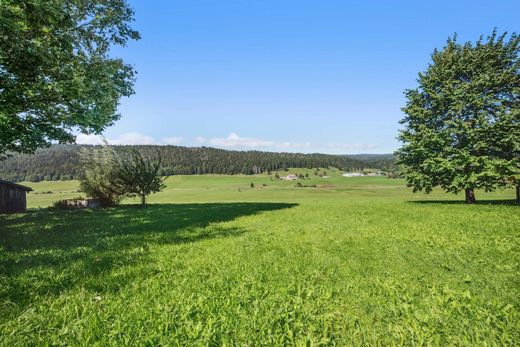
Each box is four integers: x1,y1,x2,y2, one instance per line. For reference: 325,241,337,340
115,148,165,206
79,143,124,206
0,0,139,158
79,143,165,206
397,30,519,203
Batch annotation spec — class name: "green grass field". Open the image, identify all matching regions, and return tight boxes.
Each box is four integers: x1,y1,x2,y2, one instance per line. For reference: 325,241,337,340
1,170,519,345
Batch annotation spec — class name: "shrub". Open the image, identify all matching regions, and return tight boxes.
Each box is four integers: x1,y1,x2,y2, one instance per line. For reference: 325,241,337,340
80,145,124,207
114,149,166,206
52,200,69,210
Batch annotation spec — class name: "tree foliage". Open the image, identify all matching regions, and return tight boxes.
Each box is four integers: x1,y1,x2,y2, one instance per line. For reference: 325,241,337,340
79,144,165,206
0,0,139,158
79,144,124,206
115,149,165,205
397,30,519,203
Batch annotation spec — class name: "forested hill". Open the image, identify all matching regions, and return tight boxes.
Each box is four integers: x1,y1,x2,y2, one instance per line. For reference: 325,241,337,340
345,154,395,170
0,145,394,182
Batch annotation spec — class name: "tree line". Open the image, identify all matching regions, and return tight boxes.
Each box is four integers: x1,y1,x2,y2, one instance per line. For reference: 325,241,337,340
0,144,391,182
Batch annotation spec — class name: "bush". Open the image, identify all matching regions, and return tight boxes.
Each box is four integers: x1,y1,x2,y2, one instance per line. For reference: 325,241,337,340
52,200,69,210
114,149,165,206
79,144,166,207
79,145,125,207
295,182,317,188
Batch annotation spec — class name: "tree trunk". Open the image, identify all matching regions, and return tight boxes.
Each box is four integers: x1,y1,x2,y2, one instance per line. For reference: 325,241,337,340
140,194,146,206
516,185,520,205
465,188,476,204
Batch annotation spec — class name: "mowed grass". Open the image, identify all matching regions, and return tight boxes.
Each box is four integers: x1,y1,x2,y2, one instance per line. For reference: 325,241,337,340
1,170,519,345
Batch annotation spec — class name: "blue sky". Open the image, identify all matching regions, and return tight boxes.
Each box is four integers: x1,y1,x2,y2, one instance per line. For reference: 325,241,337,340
77,0,520,154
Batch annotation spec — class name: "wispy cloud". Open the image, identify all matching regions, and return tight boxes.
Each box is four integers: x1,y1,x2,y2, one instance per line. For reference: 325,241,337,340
205,133,375,152
76,132,377,153
76,132,158,145
111,132,157,145
194,136,207,144
162,136,184,145
75,133,104,145
208,133,275,148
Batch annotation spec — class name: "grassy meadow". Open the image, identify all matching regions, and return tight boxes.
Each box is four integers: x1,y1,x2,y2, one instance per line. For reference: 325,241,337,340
1,169,519,345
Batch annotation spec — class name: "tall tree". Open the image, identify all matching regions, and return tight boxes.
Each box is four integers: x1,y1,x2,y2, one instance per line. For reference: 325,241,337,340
116,149,166,206
79,143,125,206
397,30,519,203
0,0,139,158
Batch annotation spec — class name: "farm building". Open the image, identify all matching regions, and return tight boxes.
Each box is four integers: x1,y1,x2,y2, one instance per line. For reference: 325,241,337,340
281,174,298,181
342,172,364,177
60,198,101,209
0,179,32,213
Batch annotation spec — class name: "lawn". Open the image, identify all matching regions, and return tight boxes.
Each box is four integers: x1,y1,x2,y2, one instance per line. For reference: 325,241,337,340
1,171,519,345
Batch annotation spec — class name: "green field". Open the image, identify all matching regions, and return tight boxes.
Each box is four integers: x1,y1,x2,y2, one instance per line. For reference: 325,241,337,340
1,170,519,345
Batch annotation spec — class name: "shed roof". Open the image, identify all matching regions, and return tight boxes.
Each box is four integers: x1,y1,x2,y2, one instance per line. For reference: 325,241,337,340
0,179,33,191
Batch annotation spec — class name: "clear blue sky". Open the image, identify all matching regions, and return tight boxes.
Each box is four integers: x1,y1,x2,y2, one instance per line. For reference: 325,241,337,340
77,0,520,154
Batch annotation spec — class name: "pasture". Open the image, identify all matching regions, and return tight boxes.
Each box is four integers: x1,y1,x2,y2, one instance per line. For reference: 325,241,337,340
1,170,518,345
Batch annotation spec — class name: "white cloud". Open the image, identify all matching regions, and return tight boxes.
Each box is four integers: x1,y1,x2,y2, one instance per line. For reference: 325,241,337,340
204,133,376,153
276,141,312,150
76,132,159,145
162,136,183,145
332,143,378,150
76,131,377,153
208,133,275,148
109,132,157,145
194,136,207,144
75,133,103,145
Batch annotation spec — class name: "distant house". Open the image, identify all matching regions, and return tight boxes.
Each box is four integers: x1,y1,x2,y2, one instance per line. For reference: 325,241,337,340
62,198,101,209
342,172,364,177
281,174,298,181
0,179,33,213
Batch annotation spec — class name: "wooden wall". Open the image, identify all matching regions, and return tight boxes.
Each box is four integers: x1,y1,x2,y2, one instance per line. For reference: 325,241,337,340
0,183,27,213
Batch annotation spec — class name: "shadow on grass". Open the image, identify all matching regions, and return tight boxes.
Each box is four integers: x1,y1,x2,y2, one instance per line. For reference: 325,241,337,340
0,202,297,310
408,199,518,206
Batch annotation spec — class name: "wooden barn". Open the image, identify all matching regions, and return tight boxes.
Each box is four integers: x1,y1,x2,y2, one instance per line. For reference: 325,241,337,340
0,179,33,213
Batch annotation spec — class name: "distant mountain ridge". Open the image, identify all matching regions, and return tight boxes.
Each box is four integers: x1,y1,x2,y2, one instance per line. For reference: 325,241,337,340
0,144,395,182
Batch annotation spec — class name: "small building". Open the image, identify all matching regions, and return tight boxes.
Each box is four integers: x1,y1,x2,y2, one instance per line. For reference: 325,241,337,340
281,174,298,181
0,179,33,213
342,172,364,177
63,198,101,209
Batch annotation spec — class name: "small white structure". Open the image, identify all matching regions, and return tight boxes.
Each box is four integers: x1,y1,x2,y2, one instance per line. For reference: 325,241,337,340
64,198,101,209
342,172,364,177
281,174,298,181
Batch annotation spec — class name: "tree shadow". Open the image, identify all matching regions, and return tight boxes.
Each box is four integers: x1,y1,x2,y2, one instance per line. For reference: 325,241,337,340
408,199,518,206
0,202,297,311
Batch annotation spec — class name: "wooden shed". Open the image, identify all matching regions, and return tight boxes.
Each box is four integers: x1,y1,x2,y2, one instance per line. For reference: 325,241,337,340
0,179,33,213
